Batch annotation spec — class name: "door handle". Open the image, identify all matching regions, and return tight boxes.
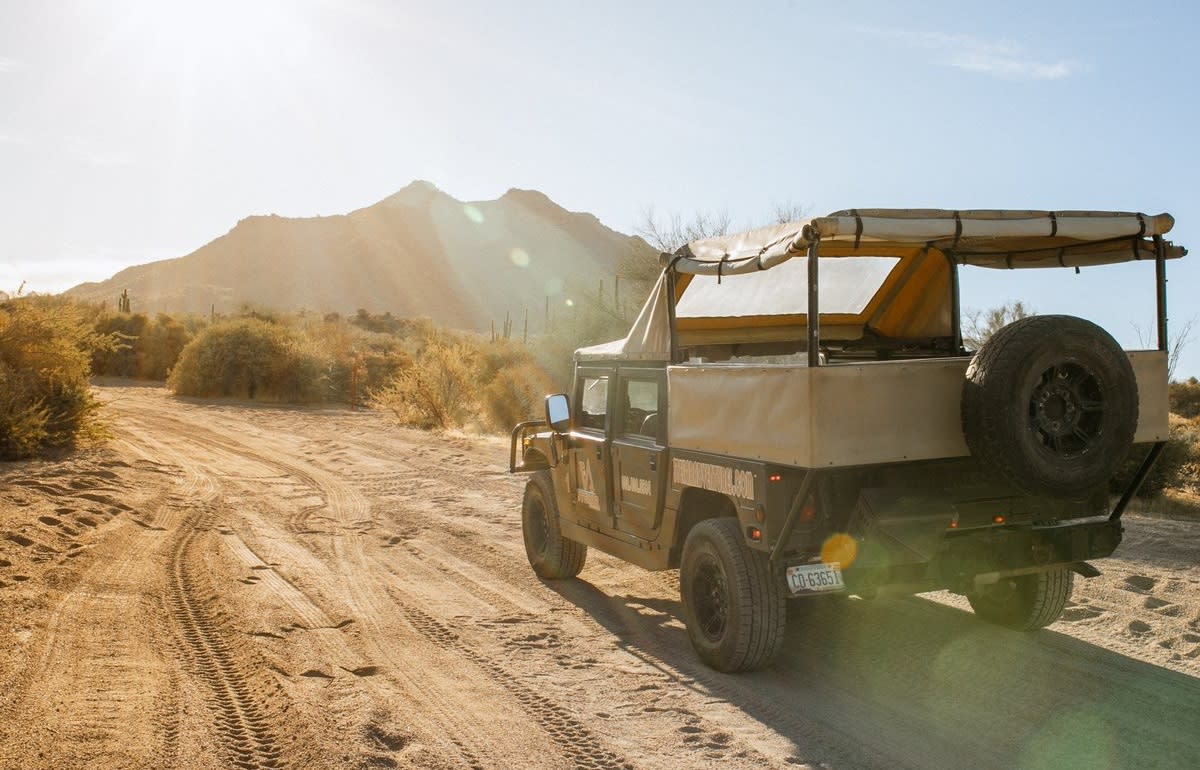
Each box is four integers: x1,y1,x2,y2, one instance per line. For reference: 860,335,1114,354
649,456,657,471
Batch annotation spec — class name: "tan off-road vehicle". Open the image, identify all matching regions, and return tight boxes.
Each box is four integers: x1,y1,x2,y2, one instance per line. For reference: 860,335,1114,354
510,209,1186,672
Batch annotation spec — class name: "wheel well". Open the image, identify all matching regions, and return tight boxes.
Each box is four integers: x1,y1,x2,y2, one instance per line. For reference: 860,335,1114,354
521,448,550,471
670,487,738,568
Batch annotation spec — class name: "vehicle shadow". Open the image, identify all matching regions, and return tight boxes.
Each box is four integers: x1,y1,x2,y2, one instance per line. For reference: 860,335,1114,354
547,579,1200,769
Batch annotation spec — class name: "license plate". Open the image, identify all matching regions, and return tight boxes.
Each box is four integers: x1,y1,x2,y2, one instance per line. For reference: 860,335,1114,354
786,562,845,595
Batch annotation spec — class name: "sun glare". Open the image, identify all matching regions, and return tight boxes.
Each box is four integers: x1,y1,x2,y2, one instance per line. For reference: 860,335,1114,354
120,0,303,80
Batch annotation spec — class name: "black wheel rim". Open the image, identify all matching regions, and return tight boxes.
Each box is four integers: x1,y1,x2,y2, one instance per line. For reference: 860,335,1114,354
1029,362,1104,458
528,494,549,555
691,554,729,643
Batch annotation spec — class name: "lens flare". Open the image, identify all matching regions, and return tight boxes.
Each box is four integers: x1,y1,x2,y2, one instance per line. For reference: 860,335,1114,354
462,204,484,224
509,247,530,267
821,533,858,567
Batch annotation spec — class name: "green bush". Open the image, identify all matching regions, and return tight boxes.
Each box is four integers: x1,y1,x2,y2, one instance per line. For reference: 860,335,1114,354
168,318,330,402
0,296,110,459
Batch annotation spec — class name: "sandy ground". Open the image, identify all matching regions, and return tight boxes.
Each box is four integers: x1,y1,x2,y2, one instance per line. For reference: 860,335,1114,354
1,382,1198,770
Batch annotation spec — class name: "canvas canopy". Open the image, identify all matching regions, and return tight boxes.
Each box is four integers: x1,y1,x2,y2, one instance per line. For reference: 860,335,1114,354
671,209,1183,273
575,209,1185,362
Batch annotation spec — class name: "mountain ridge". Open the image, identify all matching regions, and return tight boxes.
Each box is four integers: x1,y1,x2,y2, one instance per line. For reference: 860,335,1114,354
66,183,648,330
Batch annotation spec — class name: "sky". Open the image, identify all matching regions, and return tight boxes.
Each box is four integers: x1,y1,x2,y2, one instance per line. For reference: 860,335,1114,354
1,0,1198,376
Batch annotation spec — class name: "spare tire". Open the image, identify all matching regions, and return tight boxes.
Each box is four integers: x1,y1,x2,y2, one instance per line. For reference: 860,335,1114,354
962,315,1138,498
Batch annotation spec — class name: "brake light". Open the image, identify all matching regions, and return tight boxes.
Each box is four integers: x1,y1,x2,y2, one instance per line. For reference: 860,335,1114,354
993,514,1006,525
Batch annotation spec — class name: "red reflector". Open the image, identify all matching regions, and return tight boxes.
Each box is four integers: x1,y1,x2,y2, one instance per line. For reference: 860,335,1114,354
948,520,958,529
799,505,815,522
993,514,1006,524
748,527,762,541
768,474,782,482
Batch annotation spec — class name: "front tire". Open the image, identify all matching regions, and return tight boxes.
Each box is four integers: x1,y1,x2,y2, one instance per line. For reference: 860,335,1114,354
679,518,785,672
967,568,1074,630
522,471,586,579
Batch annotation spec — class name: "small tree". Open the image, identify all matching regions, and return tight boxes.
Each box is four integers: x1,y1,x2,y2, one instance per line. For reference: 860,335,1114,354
963,301,1034,350
1133,314,1197,381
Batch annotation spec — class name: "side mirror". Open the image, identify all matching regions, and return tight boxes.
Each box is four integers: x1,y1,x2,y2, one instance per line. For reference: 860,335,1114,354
545,393,570,433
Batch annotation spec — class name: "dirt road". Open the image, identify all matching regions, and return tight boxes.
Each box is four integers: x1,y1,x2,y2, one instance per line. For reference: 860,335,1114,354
2,383,1199,769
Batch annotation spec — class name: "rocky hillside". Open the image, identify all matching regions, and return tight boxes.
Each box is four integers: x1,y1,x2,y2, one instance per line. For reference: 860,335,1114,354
66,181,648,330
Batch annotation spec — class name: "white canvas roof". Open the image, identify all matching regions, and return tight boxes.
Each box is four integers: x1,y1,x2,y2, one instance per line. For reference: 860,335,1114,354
672,209,1182,273
576,209,1185,362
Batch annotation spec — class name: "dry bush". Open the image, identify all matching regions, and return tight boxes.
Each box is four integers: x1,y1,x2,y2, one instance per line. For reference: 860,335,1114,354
371,343,476,429
1111,415,1200,498
91,312,147,377
303,317,412,404
168,318,331,402
0,296,111,459
1169,377,1200,418
92,312,196,380
479,359,555,431
136,314,194,379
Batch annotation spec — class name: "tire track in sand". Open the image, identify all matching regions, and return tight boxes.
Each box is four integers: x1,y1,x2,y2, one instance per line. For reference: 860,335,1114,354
396,600,633,770
168,519,284,770
129,411,543,769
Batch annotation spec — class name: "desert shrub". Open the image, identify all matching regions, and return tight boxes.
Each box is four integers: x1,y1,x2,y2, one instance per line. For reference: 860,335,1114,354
1110,415,1200,497
0,296,111,459
0,361,50,458
479,360,555,431
301,318,412,404
1169,377,1200,418
136,314,193,379
168,318,330,402
371,343,476,429
91,312,148,377
92,312,194,380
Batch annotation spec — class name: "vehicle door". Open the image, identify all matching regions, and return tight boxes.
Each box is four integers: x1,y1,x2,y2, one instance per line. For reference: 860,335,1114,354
611,369,668,540
567,369,615,530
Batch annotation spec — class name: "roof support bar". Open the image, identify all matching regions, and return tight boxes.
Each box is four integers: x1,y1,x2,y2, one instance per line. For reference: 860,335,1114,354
807,238,821,367
947,253,963,353
666,268,681,364
1154,234,1168,352
1110,442,1165,522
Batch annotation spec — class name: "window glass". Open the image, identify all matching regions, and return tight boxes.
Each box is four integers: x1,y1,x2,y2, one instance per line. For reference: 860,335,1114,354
578,376,608,430
676,255,900,318
621,379,660,438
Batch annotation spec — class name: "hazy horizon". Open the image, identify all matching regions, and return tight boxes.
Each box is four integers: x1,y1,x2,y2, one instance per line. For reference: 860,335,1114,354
2,0,1197,375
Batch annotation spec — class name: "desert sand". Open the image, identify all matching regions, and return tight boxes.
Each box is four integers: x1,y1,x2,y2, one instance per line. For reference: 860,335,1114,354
1,383,1198,769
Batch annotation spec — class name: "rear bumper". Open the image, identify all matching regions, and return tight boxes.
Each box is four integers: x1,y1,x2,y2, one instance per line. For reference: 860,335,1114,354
833,518,1123,596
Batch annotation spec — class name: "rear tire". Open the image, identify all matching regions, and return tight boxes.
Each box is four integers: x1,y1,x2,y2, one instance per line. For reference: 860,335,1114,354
522,471,586,579
679,518,785,672
967,568,1074,630
962,315,1138,498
